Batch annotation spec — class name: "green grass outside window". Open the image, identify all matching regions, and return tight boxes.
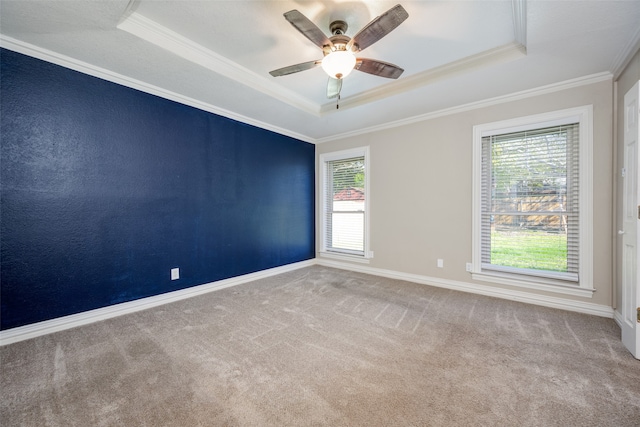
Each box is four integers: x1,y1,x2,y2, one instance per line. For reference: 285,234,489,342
490,230,568,272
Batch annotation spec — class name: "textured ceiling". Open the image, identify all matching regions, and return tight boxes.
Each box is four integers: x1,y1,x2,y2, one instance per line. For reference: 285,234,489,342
1,0,639,142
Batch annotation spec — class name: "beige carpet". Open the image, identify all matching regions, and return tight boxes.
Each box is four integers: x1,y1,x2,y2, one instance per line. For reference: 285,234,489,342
1,266,639,426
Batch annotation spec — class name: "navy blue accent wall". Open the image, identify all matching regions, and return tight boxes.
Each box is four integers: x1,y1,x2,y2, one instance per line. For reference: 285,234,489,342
0,48,315,330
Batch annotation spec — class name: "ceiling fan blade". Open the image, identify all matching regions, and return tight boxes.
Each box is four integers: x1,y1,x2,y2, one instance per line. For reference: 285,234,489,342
284,10,333,50
269,60,321,77
327,77,342,99
355,58,404,79
347,4,409,52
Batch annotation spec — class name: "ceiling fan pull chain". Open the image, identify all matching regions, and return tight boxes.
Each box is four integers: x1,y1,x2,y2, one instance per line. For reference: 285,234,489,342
336,93,340,109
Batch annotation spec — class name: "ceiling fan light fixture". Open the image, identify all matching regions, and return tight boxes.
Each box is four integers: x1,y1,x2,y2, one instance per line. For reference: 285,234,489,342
321,50,356,79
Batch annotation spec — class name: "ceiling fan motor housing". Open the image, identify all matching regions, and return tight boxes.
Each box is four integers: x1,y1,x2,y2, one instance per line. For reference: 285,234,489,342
330,20,348,35
325,34,352,54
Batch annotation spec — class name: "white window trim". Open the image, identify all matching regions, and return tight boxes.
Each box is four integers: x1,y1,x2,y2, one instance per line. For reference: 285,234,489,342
471,106,595,298
319,146,371,263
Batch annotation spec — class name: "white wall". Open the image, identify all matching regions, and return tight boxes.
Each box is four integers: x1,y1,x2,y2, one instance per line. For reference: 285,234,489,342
317,79,614,308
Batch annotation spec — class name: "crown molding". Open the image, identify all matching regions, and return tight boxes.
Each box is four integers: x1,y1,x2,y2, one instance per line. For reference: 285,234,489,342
611,24,640,80
117,12,321,117
0,35,613,146
316,71,612,143
319,42,527,115
119,9,528,118
0,35,315,143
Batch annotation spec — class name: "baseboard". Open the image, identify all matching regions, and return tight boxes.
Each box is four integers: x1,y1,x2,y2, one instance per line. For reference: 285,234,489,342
613,309,623,328
316,259,615,319
0,260,315,346
1,258,614,346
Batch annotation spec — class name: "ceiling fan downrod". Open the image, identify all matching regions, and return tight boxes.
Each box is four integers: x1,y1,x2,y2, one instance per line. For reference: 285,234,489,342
330,20,348,36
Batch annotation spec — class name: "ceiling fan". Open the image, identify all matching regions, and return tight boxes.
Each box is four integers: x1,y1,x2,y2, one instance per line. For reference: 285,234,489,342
269,4,409,100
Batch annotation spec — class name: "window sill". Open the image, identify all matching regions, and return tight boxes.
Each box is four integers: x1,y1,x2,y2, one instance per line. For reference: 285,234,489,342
319,251,371,264
471,271,595,298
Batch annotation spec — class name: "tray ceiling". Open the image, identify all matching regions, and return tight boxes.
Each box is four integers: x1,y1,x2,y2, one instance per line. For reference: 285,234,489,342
1,1,639,142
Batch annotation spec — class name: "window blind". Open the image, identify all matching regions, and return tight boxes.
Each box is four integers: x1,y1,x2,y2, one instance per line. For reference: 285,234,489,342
481,123,579,281
325,156,365,255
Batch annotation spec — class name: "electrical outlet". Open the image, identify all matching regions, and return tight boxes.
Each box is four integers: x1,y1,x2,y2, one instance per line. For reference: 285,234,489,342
437,259,444,268
171,268,180,280
466,263,473,272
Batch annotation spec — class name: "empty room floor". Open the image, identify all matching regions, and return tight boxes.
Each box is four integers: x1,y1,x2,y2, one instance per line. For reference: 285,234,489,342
1,266,639,426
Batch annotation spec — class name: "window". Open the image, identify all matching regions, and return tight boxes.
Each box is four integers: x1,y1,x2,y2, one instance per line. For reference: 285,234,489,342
319,147,370,261
472,107,594,297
